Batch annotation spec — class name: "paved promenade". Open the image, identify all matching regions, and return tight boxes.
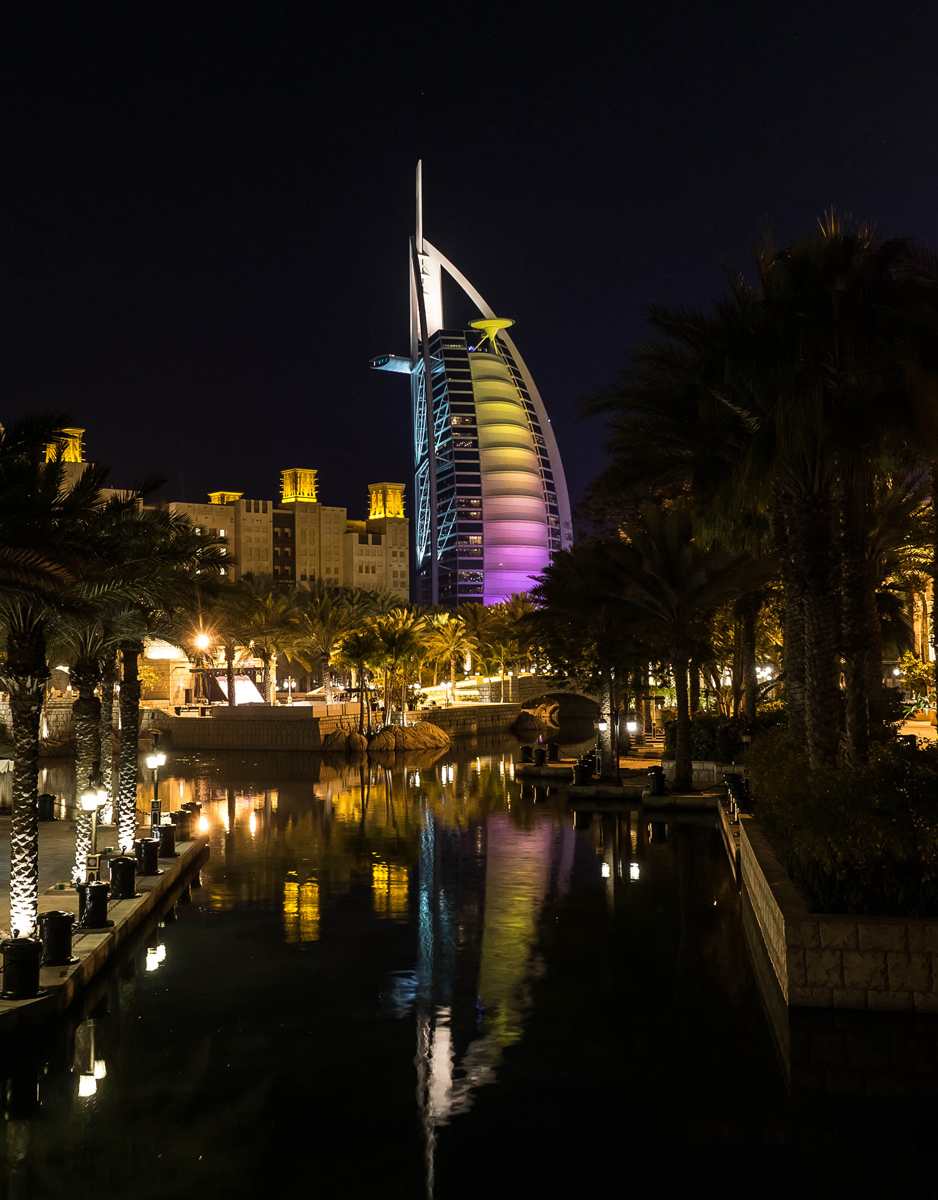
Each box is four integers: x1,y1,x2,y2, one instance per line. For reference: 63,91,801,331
0,815,208,1034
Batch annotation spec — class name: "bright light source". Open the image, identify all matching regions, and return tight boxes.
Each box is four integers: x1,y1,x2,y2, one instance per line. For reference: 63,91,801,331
626,721,638,734
601,863,610,878
893,668,901,677
146,948,160,971
194,633,211,651
249,812,257,837
78,1073,97,1098
597,720,608,732
80,788,103,811
198,814,210,834
93,1060,107,1080
629,862,640,881
156,943,166,963
146,751,167,770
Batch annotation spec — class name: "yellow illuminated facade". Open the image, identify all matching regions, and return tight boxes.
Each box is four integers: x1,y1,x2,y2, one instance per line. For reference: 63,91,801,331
208,490,243,505
368,482,406,520
280,468,319,505
45,427,85,463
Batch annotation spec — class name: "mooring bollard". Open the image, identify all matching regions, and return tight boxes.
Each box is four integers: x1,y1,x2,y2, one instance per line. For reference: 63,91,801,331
139,837,161,876
520,745,534,763
1,936,43,999
573,762,592,786
109,854,138,899
38,910,76,966
157,822,177,859
84,880,112,929
647,766,666,797
37,793,57,821
170,809,191,840
533,746,546,767
547,742,559,762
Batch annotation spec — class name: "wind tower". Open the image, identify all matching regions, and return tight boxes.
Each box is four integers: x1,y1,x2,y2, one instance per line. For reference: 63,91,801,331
371,163,571,606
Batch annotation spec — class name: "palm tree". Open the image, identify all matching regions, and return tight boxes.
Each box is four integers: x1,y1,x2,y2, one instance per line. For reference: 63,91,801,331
424,614,476,703
293,584,357,703
336,626,383,732
238,578,299,703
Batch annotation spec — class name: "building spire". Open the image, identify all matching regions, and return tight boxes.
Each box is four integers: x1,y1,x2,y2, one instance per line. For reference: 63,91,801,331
416,159,423,252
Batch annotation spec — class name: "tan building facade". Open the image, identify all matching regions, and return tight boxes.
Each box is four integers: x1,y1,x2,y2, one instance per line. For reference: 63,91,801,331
166,475,410,599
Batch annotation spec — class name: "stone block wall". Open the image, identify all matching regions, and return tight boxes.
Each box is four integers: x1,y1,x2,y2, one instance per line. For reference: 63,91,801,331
661,759,748,785
740,817,938,1012
421,703,521,737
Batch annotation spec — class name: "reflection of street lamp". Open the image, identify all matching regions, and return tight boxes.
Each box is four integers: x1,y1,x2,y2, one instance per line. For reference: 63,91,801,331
145,733,167,829
80,762,108,880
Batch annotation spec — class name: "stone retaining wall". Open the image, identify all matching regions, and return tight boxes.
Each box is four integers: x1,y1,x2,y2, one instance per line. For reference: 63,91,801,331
661,759,748,785
740,816,938,1012
420,703,521,738
150,706,328,751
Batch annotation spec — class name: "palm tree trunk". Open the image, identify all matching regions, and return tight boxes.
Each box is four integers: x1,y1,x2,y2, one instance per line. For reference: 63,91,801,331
99,651,117,823
670,643,692,790
71,660,101,882
776,507,807,751
598,670,618,783
321,650,331,703
841,481,871,766
268,651,278,705
118,641,142,851
225,643,236,706
689,661,700,715
741,595,759,727
732,617,742,719
4,622,48,938
791,492,841,768
358,661,366,734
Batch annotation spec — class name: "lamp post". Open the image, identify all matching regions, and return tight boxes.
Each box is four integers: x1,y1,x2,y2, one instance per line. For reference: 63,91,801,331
284,677,296,705
145,733,167,830
80,761,108,881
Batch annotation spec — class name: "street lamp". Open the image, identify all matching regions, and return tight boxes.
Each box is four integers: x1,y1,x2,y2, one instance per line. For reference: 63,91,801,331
80,761,108,880
284,677,296,704
145,732,167,829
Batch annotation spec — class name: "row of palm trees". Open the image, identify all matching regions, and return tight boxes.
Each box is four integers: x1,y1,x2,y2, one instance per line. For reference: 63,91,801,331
0,416,228,935
567,219,938,781
203,578,541,733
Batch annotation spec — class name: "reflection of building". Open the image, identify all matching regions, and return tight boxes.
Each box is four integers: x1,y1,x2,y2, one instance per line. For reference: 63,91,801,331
371,162,572,606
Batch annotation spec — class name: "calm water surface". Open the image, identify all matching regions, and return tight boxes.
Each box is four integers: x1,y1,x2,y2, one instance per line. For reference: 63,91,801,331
3,733,938,1197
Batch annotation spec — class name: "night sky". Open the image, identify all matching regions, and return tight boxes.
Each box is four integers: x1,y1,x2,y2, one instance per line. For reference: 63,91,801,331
4,2,937,521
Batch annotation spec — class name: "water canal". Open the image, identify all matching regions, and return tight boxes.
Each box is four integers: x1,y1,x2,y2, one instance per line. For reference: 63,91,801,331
3,731,938,1197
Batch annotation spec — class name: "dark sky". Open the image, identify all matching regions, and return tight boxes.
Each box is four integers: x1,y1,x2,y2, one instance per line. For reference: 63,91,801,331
4,2,938,520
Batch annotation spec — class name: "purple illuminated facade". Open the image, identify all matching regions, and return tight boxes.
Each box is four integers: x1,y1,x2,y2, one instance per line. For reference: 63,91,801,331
370,164,572,606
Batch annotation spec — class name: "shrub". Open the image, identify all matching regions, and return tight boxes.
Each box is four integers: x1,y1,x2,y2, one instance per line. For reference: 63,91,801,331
748,728,938,916
663,708,786,760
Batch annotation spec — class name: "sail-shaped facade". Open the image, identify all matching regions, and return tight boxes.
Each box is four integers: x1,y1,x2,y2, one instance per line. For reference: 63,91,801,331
371,163,571,606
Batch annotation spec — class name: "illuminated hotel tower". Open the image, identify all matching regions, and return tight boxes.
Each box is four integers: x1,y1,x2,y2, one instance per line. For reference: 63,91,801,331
371,163,572,606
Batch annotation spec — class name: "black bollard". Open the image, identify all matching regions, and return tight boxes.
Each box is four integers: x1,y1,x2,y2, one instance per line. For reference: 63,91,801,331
139,837,161,876
647,766,666,797
37,793,57,821
38,910,76,966
533,746,546,767
1,936,42,999
133,839,145,870
109,855,138,900
547,742,560,762
520,745,534,763
84,881,112,929
170,810,191,840
573,762,592,786
157,822,177,858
